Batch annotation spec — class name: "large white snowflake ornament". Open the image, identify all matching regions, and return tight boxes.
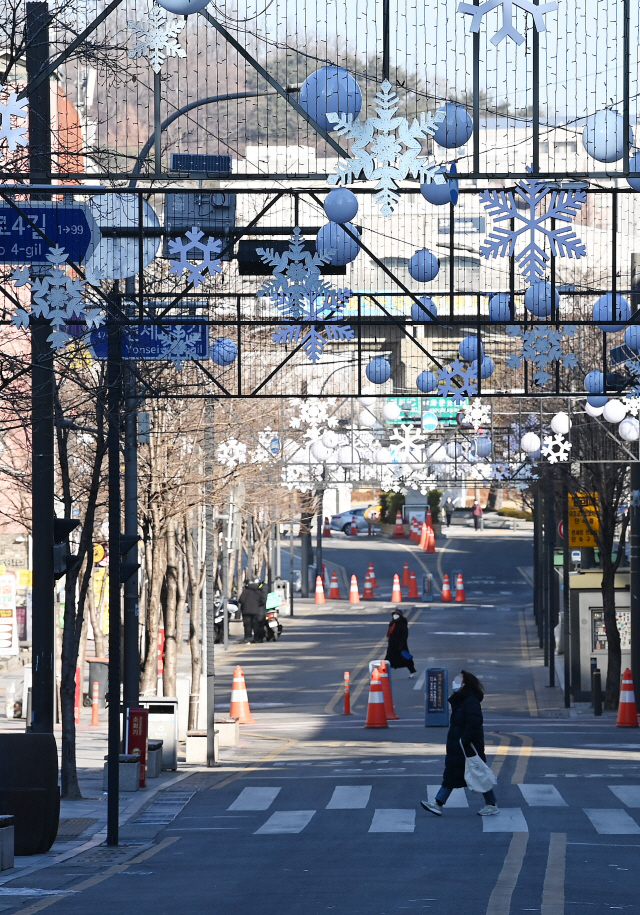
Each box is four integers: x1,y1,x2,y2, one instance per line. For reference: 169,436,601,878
625,395,640,414
460,398,491,430
0,86,28,153
216,438,247,469
479,172,586,283
458,0,558,46
505,324,577,385
389,423,425,462
168,227,223,288
326,81,446,217
153,324,205,370
435,360,478,405
541,434,571,464
128,4,187,74
257,229,353,363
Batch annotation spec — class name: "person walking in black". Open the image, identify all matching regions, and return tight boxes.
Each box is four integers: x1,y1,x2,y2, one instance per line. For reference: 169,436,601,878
420,670,499,816
238,577,267,643
443,496,455,528
385,609,417,678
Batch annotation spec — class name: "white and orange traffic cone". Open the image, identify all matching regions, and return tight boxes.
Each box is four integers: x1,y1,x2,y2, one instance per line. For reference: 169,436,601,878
617,669,639,727
392,510,405,539
410,517,418,543
424,526,436,554
363,571,374,600
426,508,433,530
230,666,256,724
401,561,410,587
418,522,428,550
315,575,326,605
408,570,419,599
350,515,358,536
379,661,399,720
323,516,332,537
391,574,402,602
441,574,452,603
365,668,388,728
349,574,361,604
329,571,341,599
454,572,465,602
368,561,378,588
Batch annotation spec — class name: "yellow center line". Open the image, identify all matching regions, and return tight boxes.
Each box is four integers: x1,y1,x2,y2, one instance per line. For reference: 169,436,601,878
486,832,529,915
488,733,511,778
541,833,566,915
511,734,534,785
210,738,298,790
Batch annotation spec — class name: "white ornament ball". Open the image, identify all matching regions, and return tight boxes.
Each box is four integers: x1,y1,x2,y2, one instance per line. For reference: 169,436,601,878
337,445,360,464
521,432,541,454
550,411,571,436
357,395,376,407
602,399,627,423
310,440,329,462
321,430,339,449
445,441,462,459
585,401,605,417
374,447,392,464
382,402,402,421
619,417,640,442
475,437,492,458
359,409,377,427
582,109,632,163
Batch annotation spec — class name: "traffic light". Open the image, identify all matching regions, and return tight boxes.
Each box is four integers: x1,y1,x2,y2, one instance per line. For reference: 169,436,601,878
53,518,80,579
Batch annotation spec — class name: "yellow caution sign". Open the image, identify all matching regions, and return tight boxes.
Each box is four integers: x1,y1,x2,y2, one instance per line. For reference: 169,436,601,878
93,543,105,564
568,493,599,547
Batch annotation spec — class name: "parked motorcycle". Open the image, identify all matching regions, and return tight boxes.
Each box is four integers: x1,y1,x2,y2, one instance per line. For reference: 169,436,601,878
264,605,283,641
213,592,240,643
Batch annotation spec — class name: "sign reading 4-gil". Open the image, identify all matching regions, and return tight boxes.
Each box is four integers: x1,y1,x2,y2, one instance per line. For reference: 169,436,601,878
0,203,100,264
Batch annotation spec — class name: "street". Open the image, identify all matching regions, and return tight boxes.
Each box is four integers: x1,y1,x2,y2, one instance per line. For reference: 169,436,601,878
1,530,639,914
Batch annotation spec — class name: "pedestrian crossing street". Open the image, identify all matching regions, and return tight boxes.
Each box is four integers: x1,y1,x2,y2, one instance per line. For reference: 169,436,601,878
221,784,640,835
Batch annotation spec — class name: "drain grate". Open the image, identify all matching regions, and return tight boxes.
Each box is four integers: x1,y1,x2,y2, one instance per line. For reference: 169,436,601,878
132,791,196,826
57,818,97,838
67,845,146,867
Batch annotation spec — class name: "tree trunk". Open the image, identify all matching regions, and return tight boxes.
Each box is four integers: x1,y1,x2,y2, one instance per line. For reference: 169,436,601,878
163,519,178,697
87,564,105,659
140,524,166,696
184,513,205,730
176,528,187,654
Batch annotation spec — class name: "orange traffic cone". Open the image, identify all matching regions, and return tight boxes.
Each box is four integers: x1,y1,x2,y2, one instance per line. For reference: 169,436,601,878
441,574,452,603
349,574,361,604
401,561,410,587
379,661,399,720
408,570,419,599
315,575,326,605
455,572,465,602
365,668,388,728
411,517,419,542
392,510,405,539
617,669,639,727
230,665,256,724
350,515,358,536
363,572,374,599
323,516,331,537
368,562,378,588
426,508,433,530
328,571,341,599
391,574,402,602
418,522,428,550
424,526,436,554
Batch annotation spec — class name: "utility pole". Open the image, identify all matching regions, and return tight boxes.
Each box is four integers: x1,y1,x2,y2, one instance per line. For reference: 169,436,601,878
630,463,640,706
204,399,216,765
122,367,139,715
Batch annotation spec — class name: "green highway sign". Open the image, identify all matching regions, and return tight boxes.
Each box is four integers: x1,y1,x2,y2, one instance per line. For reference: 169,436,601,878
385,396,468,425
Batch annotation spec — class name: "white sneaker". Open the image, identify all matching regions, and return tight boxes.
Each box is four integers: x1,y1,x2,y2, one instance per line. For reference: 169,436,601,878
477,805,499,816
408,672,417,679
420,800,442,816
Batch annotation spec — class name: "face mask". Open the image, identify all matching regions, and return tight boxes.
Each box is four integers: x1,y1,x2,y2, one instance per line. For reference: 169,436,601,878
452,676,463,691
392,613,399,620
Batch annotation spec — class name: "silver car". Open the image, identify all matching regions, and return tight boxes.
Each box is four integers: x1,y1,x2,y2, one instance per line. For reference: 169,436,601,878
330,509,379,534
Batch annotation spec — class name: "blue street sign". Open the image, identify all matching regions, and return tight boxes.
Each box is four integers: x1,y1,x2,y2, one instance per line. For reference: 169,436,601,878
0,203,99,264
425,668,449,727
89,322,209,361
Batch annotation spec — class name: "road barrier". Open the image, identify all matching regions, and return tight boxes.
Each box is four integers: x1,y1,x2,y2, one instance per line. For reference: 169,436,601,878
455,572,466,602
401,561,410,587
363,571,374,599
343,672,351,715
91,680,99,727
392,510,405,538
323,516,331,537
368,562,378,587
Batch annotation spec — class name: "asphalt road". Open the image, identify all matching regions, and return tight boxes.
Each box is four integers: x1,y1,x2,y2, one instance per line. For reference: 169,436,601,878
2,531,640,915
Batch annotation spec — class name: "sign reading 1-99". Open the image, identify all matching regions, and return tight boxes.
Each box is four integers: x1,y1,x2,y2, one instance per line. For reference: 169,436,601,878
0,203,99,264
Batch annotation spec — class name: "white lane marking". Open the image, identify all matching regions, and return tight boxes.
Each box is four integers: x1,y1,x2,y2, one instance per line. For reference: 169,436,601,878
433,631,494,636
368,809,416,833
413,670,426,690
228,787,281,811
254,810,315,834
326,785,372,809
609,786,640,807
482,808,529,833
426,786,469,808
518,785,568,807
583,809,640,834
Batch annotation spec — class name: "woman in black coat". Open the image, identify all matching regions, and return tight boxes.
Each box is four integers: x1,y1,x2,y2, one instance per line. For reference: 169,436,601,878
421,670,499,816
385,609,417,677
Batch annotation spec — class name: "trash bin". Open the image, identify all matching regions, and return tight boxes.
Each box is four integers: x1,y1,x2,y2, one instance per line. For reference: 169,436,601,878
87,658,109,708
137,697,178,771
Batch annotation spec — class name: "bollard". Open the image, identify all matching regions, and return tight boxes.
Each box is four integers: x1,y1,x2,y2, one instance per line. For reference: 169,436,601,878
422,573,432,600
343,672,351,715
91,680,100,726
590,657,597,707
593,669,603,717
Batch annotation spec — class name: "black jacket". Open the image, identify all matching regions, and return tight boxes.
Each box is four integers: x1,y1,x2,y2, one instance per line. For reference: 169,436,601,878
385,614,412,669
239,582,267,618
441,686,486,789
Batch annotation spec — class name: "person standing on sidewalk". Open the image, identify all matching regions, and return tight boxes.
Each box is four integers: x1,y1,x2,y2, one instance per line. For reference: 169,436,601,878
443,497,455,528
471,500,483,530
420,670,499,817
238,577,267,643
385,609,417,678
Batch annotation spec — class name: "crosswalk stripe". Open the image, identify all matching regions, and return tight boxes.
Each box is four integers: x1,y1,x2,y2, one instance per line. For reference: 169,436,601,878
583,809,640,835
482,808,528,833
426,786,469,808
518,785,567,807
368,809,415,833
326,785,372,809
254,811,315,834
228,787,281,811
609,786,640,808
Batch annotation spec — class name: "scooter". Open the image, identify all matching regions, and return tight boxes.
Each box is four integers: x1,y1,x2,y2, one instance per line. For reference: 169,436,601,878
264,606,283,641
213,593,240,643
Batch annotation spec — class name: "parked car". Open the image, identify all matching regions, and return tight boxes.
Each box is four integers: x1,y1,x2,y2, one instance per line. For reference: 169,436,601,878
330,508,380,534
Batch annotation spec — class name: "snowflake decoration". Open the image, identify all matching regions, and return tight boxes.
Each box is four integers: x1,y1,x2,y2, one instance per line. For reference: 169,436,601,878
435,360,478,405
541,434,572,464
469,462,494,481
479,172,586,283
326,81,446,217
216,438,247,469
458,0,558,46
0,86,28,153
127,4,187,73
257,229,353,363
250,428,282,465
10,245,102,350
460,398,491,430
626,395,640,414
153,324,204,370
168,227,223,288
505,324,577,385
289,399,337,430
490,462,512,480
389,423,425,462
280,463,321,492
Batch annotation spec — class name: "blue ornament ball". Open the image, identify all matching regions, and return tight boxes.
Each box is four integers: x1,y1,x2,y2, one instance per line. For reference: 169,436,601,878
416,370,437,393
592,293,630,332
411,296,437,322
475,437,492,458
584,370,604,394
582,109,632,164
587,395,609,408
471,355,495,379
316,222,360,266
624,324,640,352
211,337,237,366
408,248,439,282
366,356,391,385
298,66,362,133
488,292,513,322
524,282,560,318
627,151,640,191
433,102,473,149
323,188,359,223
420,164,458,206
459,334,483,362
